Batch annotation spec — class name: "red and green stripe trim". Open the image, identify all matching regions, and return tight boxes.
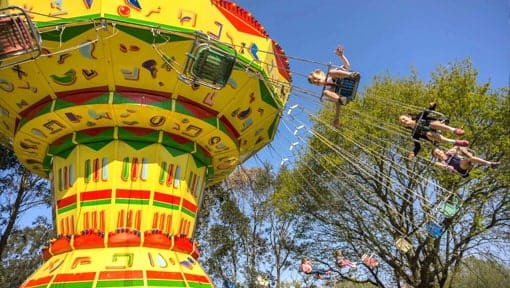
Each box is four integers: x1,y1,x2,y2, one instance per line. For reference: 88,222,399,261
115,189,150,205
56,194,77,214
49,272,95,288
181,199,197,218
22,275,53,288
153,192,180,210
80,189,112,207
96,270,144,287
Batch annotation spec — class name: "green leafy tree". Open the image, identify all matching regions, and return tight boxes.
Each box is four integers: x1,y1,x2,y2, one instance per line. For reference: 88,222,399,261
451,256,510,288
197,164,306,287
0,216,52,287
0,145,51,261
275,59,509,287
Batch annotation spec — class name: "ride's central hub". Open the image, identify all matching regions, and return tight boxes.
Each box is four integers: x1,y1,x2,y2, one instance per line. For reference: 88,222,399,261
0,1,290,287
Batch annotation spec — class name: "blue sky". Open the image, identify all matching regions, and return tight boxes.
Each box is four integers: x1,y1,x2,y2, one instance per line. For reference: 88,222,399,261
235,0,509,91
238,0,509,167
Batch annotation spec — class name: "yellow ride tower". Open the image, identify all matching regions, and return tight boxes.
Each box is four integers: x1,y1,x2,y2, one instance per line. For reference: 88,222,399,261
0,1,290,287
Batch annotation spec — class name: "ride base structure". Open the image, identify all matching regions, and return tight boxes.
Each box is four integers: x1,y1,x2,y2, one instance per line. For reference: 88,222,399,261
0,1,290,287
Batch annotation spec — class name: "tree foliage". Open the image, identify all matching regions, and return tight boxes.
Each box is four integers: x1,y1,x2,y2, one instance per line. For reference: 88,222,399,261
275,59,509,287
1,59,507,288
0,146,51,259
196,164,307,287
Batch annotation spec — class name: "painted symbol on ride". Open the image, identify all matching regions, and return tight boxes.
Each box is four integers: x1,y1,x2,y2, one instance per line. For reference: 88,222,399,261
208,136,228,152
249,43,260,62
239,42,246,54
45,258,64,273
119,108,137,118
18,81,37,93
50,0,68,16
226,32,235,46
241,118,253,131
65,112,82,123
119,44,140,53
266,60,275,75
227,78,237,89
82,69,98,80
106,252,134,269
0,78,13,92
20,140,38,150
236,107,251,120
83,0,94,9
43,119,66,134
217,156,237,170
182,125,202,138
79,41,97,59
118,6,130,17
142,59,158,78
88,110,112,120
121,67,140,80
50,69,77,86
180,259,193,269
203,92,217,106
71,257,91,269
208,21,223,40
12,65,27,79
145,7,161,17
149,115,166,127
31,128,46,138
178,9,197,27
16,99,28,109
57,53,71,64
125,0,142,10
122,120,139,125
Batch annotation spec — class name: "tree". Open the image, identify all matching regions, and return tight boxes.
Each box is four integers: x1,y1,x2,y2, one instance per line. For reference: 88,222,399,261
0,216,52,287
196,163,306,287
275,59,509,287
0,145,51,260
452,256,510,288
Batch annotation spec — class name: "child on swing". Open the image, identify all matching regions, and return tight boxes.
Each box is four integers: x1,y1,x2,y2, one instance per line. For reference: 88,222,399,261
432,146,500,177
334,249,356,269
301,258,330,279
308,45,360,127
399,100,469,160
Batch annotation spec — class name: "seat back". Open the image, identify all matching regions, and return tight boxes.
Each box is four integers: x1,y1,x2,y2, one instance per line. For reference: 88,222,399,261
334,76,360,101
180,32,236,89
0,6,41,68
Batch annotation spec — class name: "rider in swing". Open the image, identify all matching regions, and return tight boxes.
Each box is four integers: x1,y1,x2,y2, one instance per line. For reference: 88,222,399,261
301,258,330,279
308,45,361,127
399,100,469,160
431,146,500,177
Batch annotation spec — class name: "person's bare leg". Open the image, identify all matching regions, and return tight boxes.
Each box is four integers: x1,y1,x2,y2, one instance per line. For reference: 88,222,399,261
430,120,464,135
426,132,469,146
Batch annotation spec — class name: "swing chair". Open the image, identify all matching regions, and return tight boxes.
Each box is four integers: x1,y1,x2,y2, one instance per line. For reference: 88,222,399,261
440,198,461,217
319,64,361,103
434,145,478,178
410,108,449,138
361,253,379,268
179,31,236,89
395,237,412,253
0,6,42,68
300,257,331,279
426,222,444,239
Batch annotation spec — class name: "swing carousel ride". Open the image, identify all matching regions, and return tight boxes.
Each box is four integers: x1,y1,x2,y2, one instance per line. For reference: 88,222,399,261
0,0,291,287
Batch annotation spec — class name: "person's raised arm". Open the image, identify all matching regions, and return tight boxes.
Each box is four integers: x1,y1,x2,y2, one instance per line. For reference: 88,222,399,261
335,46,350,70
